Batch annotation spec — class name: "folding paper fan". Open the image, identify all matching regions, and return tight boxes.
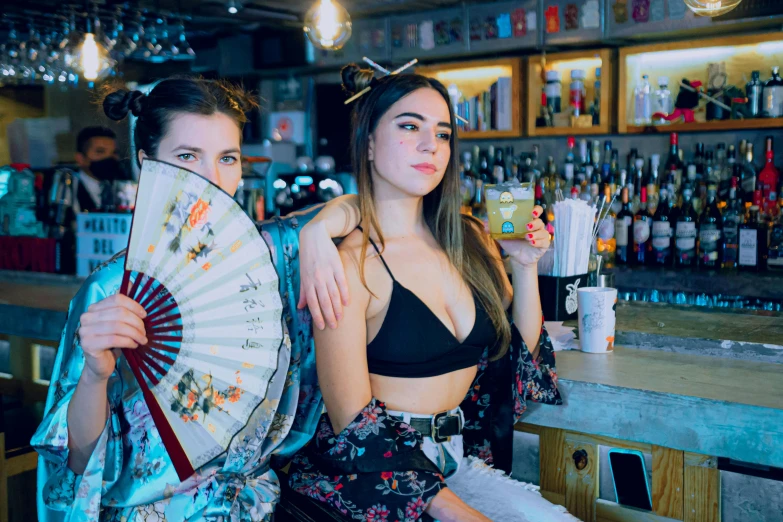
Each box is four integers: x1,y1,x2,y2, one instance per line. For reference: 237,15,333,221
120,159,285,481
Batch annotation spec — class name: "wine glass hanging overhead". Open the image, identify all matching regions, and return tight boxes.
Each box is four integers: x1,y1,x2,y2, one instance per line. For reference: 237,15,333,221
0,1,196,88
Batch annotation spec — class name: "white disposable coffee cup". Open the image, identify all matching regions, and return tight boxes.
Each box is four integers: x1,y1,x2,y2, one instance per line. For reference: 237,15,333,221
577,287,618,354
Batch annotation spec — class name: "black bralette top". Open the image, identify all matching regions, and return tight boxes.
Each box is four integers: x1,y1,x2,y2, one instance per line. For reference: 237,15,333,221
361,231,495,378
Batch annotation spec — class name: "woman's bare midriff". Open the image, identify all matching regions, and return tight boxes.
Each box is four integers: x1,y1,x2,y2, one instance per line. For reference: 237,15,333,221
369,366,478,414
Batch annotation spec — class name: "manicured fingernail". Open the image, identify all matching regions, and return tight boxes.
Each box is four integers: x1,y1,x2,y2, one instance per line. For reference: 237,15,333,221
531,240,536,245
527,233,534,239
527,223,533,230
533,211,539,217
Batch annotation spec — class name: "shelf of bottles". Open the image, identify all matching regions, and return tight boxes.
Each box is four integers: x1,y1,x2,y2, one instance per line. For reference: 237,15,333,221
619,32,783,134
416,57,523,140
459,130,783,276
527,49,614,137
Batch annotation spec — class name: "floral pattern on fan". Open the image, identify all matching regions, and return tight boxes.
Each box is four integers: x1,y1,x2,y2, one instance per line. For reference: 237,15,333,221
170,369,245,425
120,159,285,480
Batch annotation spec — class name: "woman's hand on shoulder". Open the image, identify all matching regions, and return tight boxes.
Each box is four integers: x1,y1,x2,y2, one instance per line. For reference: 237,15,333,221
78,293,147,382
298,219,351,331
498,205,550,269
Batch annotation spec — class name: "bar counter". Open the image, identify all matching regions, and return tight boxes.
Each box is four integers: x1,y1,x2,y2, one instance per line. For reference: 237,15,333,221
1,270,782,521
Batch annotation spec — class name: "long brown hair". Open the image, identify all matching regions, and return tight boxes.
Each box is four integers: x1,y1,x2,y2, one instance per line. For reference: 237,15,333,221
342,64,511,358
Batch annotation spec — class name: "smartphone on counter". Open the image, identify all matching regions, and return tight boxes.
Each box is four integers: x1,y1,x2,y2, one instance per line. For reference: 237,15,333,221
608,448,653,511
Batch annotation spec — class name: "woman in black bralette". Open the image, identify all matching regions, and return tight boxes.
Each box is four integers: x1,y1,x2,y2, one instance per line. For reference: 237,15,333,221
288,65,575,522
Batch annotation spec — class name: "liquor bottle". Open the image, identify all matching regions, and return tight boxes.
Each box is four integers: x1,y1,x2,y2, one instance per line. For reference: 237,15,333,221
492,147,506,184
759,136,780,217
615,187,633,266
602,140,613,183
718,144,732,202
460,152,476,213
632,158,645,214
596,185,617,268
49,169,77,274
592,140,602,173
577,138,589,185
587,166,599,204
665,133,684,191
699,186,722,270
634,74,652,125
564,136,576,189
634,187,653,265
762,66,783,118
705,150,719,186
722,179,742,269
741,142,757,205
627,148,639,175
655,76,673,123
545,156,558,196
768,213,783,270
746,70,764,118
478,151,491,181
675,186,699,268
652,186,675,267
685,165,700,213
739,206,765,271
647,155,660,214
715,143,728,187
694,143,706,178
531,145,542,182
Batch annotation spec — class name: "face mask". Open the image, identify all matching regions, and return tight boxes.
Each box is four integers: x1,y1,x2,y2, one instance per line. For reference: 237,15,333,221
89,157,128,181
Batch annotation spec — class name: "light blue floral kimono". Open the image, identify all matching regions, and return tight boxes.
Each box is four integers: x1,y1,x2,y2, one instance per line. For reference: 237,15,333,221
31,207,324,522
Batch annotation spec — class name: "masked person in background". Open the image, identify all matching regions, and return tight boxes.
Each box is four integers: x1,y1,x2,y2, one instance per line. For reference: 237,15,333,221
73,126,124,212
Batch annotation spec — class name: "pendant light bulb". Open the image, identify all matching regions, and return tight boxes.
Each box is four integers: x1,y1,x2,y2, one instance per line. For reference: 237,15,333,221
227,0,241,14
81,33,101,81
683,0,743,17
78,27,115,81
304,0,352,51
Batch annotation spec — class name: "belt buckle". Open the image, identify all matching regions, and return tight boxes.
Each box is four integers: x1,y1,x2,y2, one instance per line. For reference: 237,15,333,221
431,410,462,443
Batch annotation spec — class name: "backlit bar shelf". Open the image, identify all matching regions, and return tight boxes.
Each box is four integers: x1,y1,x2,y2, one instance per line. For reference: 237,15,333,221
618,32,783,134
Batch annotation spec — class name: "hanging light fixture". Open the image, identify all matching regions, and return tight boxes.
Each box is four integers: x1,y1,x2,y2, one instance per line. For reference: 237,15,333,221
226,0,242,15
79,16,115,81
683,0,743,17
303,0,352,50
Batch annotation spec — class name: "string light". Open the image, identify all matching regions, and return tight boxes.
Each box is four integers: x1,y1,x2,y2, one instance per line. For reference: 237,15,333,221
303,0,352,50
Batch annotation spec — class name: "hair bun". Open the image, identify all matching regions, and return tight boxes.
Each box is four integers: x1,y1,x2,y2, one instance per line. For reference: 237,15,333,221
341,64,375,96
103,89,146,121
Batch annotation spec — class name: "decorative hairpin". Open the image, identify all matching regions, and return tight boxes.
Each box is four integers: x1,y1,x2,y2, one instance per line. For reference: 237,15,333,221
344,58,419,105
346,56,470,126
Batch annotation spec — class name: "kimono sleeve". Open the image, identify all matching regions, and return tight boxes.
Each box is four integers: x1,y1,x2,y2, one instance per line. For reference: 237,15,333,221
258,204,326,454
512,319,562,418
461,317,562,473
30,274,124,518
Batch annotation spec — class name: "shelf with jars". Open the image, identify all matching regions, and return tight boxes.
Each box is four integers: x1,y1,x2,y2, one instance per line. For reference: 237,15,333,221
416,57,523,140
526,48,614,137
619,32,783,134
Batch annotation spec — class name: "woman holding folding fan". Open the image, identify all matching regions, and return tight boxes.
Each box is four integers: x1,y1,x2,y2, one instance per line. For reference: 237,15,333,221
31,78,360,522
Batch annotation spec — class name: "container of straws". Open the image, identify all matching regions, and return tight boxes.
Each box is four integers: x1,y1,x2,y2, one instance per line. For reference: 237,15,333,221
537,198,597,321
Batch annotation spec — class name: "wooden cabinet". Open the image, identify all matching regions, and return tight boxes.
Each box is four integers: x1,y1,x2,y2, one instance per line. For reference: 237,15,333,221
416,57,524,140
526,48,614,136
